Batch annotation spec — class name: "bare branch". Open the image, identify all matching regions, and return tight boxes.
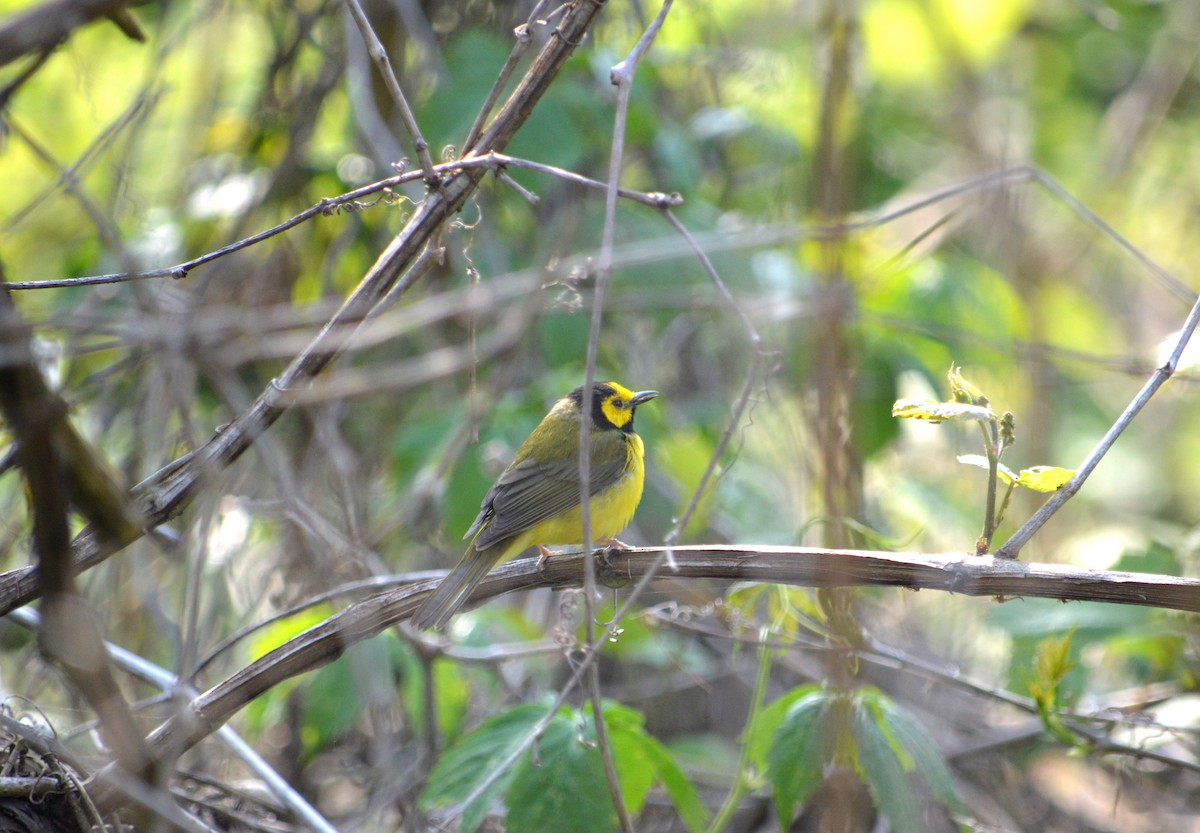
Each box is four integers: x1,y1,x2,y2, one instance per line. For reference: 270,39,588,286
8,607,342,833
0,0,612,619
0,291,154,785
579,4,675,827
0,0,149,68
341,0,437,183
82,544,1199,812
462,0,552,153
7,153,676,291
995,293,1200,558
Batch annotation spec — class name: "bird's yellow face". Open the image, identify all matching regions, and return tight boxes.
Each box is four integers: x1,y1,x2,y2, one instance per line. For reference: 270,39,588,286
570,382,659,433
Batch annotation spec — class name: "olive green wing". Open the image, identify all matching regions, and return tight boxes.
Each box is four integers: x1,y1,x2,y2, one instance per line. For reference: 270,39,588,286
470,432,631,550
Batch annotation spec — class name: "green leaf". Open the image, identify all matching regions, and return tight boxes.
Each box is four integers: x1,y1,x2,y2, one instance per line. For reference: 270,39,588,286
862,690,960,811
639,733,711,833
947,364,988,406
242,605,337,737
600,702,657,817
748,684,822,769
892,399,995,423
607,701,713,831
1110,542,1180,575
956,457,1073,493
654,427,719,535
1028,630,1082,747
853,341,903,458
765,687,834,824
600,701,709,833
300,659,359,752
1015,465,1075,492
421,704,545,833
302,636,394,755
247,605,334,661
957,453,1017,484
507,710,615,833
850,696,924,833
1029,630,1077,711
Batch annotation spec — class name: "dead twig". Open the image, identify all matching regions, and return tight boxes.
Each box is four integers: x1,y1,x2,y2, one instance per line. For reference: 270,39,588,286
341,0,437,183
0,0,611,625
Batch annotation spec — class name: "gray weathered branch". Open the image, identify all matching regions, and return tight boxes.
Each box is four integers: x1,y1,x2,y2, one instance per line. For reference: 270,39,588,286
85,543,1199,811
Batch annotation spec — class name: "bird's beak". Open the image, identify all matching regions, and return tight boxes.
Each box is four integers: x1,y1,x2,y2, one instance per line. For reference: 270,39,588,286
630,390,659,408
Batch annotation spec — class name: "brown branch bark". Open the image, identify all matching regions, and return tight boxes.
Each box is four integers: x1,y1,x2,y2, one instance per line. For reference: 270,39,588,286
0,291,163,812
86,544,1198,810
0,0,148,68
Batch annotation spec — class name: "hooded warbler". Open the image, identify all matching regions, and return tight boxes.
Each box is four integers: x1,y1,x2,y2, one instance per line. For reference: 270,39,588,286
412,381,658,630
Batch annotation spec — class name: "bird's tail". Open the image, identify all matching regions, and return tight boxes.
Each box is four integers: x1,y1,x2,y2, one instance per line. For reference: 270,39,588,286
411,548,499,631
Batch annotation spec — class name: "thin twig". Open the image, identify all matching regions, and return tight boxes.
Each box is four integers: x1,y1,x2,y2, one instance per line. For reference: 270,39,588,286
705,628,771,833
11,166,1179,303
0,45,54,112
659,206,768,556
494,169,541,205
462,0,552,153
995,288,1200,557
660,209,760,347
6,607,343,833
341,0,437,183
978,420,999,554
3,87,162,238
1028,168,1193,303
0,716,212,833
0,291,154,783
370,244,446,318
578,5,675,829
0,0,611,629
6,153,675,291
481,152,682,207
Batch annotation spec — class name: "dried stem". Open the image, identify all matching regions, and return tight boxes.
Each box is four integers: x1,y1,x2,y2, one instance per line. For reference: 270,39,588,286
462,0,551,153
0,0,612,622
7,153,677,291
7,608,342,833
341,0,437,183
577,5,676,829
996,287,1200,557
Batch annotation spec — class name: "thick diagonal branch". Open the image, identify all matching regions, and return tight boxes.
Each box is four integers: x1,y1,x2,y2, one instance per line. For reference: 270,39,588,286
0,0,608,619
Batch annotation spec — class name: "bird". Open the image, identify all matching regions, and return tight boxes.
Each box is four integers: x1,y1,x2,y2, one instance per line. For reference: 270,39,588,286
411,381,658,630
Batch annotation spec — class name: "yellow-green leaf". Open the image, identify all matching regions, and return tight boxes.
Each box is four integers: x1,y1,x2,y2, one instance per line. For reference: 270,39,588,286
956,454,1017,484
1016,466,1074,493
947,364,988,406
892,399,995,423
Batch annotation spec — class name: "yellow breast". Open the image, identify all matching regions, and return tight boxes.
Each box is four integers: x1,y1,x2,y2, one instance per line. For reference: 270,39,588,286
524,432,646,547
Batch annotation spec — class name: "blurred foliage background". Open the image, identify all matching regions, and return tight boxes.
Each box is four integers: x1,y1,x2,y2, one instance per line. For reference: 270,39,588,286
1,0,1200,831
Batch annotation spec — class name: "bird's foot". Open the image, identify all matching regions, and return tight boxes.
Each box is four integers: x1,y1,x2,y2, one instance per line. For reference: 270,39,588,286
595,537,631,567
596,537,631,550
535,545,554,572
